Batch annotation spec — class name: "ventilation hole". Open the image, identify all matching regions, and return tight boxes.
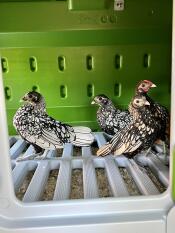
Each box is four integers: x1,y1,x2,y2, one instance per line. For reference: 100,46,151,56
143,54,151,68
145,167,166,193
11,162,16,170
22,144,30,153
1,57,8,73
58,56,65,71
70,169,84,199
60,85,67,98
16,170,36,200
87,84,94,97
9,137,17,147
95,168,112,197
73,146,82,157
55,148,63,157
4,86,12,100
119,167,141,195
91,141,98,155
115,54,122,69
32,85,39,92
29,57,37,72
114,83,121,97
103,133,113,142
41,169,59,201
86,55,94,70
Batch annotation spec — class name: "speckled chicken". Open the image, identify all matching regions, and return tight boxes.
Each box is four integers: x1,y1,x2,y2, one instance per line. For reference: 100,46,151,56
13,91,94,160
97,95,160,156
91,94,132,135
91,80,156,136
136,80,170,147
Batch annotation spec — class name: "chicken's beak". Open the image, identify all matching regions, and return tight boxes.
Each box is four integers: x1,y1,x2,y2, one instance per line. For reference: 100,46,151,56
91,100,96,105
151,83,156,88
145,101,150,106
20,96,27,103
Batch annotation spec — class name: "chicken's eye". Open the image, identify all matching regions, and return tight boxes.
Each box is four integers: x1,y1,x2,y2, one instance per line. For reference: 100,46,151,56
98,97,102,101
136,100,140,104
141,84,145,87
28,94,32,99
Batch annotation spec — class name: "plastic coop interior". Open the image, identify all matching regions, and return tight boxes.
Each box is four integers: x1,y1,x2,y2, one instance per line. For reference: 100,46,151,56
0,0,175,233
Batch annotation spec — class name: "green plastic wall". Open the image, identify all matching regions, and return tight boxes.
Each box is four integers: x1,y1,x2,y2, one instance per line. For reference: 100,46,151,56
0,0,172,138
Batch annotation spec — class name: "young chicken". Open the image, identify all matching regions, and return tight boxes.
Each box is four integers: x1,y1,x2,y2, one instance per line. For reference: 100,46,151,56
136,80,170,150
91,94,132,135
91,80,156,136
13,91,94,160
96,95,160,157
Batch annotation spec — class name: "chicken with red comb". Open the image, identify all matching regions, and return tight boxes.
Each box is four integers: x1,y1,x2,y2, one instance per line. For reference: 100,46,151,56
136,80,170,153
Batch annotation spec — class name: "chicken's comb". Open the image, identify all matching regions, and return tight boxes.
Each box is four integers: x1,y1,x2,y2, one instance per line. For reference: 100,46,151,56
142,79,153,84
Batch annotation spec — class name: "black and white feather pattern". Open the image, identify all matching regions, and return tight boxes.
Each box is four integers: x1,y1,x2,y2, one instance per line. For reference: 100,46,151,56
13,104,94,150
140,93,170,144
97,107,132,135
93,95,133,135
97,96,160,156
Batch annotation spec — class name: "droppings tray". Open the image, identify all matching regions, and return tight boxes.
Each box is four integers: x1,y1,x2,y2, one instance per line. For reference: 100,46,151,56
10,133,169,203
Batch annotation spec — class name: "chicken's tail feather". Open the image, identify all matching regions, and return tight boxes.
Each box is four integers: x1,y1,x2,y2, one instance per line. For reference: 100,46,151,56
96,143,111,156
72,126,94,147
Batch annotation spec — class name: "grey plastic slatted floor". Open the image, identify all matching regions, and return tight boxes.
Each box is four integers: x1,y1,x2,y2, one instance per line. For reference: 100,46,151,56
9,132,169,202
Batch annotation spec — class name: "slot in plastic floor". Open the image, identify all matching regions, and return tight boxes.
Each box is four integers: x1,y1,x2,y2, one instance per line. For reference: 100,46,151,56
10,132,169,203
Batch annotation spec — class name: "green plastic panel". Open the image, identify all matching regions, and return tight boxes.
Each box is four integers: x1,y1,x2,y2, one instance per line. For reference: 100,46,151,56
0,0,172,191
1,44,171,135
